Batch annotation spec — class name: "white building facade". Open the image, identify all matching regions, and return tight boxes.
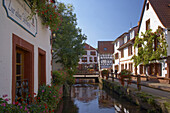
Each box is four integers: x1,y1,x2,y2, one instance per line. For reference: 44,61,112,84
113,26,138,74
0,0,52,103
137,0,170,83
78,43,98,72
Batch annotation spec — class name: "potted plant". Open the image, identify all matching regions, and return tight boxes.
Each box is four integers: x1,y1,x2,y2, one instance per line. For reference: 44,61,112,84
118,69,132,86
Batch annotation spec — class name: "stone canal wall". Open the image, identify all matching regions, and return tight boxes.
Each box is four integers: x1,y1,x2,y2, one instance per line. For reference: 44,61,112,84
102,79,170,113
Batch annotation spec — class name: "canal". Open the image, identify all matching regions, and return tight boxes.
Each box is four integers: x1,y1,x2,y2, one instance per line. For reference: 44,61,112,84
55,83,146,113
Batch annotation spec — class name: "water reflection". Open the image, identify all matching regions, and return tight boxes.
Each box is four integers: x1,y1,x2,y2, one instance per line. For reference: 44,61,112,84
55,84,146,113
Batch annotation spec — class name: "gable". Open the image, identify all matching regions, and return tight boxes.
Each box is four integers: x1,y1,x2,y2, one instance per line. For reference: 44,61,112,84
84,43,96,51
138,0,166,34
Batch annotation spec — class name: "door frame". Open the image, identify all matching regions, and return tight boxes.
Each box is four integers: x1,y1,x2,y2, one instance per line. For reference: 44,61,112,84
12,34,34,103
38,47,46,88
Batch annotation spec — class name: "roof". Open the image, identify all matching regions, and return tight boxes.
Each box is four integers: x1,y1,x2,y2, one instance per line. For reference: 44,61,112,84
113,33,127,43
113,26,138,43
84,43,96,51
138,0,170,31
117,38,135,50
98,41,114,54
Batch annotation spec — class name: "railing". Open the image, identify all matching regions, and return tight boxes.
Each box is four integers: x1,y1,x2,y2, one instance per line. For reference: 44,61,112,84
15,79,29,103
108,73,170,91
75,70,99,75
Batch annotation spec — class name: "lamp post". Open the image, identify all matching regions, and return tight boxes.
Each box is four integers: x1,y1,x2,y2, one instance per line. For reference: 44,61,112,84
51,31,57,42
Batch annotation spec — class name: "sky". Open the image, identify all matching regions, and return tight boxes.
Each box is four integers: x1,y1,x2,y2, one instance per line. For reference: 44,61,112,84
58,0,145,48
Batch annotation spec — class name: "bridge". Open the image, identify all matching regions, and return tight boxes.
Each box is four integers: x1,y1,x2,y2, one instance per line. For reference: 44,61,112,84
73,74,100,83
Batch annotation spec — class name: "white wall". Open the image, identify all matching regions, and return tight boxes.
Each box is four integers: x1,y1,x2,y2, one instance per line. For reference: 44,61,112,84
138,1,164,37
0,2,51,101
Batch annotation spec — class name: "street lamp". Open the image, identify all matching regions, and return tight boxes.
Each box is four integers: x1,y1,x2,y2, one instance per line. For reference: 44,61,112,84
51,31,57,44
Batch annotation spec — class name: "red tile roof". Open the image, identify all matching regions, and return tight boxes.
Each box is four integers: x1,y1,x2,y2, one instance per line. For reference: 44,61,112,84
84,43,96,50
139,0,170,31
98,41,114,54
149,0,170,28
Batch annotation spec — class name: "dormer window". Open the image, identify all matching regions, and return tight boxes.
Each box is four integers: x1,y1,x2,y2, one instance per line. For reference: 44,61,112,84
130,30,134,39
104,48,107,51
146,3,149,10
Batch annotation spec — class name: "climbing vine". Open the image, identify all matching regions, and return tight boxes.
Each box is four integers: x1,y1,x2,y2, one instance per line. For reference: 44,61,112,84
132,26,168,67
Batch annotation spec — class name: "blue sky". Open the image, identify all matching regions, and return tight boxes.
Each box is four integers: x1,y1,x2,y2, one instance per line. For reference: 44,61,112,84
59,0,145,48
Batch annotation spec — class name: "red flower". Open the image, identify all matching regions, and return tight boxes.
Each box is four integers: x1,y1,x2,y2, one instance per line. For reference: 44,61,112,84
21,99,24,101
48,86,51,88
34,93,36,95
15,101,19,105
50,0,54,3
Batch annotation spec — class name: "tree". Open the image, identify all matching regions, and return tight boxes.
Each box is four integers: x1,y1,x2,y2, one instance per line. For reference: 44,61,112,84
132,26,168,75
52,3,87,73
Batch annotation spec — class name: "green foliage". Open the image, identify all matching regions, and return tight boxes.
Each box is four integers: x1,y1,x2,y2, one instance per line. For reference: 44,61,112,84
52,3,87,72
52,70,67,85
37,85,62,111
0,85,63,112
132,27,168,66
52,70,75,86
0,95,46,112
101,70,109,75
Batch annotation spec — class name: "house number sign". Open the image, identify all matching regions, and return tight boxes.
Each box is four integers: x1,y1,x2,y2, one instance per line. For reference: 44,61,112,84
3,0,37,37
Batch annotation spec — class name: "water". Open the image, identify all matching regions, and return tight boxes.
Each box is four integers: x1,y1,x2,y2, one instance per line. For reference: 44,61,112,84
55,83,146,113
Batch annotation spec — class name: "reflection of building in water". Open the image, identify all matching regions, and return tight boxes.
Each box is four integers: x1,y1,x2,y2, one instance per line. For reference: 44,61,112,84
71,85,98,103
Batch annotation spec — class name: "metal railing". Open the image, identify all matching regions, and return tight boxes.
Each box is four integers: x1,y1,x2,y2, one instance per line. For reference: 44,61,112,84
15,79,29,103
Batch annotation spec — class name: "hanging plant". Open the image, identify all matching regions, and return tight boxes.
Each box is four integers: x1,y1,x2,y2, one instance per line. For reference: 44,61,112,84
28,0,62,31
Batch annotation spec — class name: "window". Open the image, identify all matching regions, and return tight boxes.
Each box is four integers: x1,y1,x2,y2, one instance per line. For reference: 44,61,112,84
115,65,119,71
146,19,150,31
115,53,119,59
16,49,25,101
121,49,124,58
125,63,127,69
104,48,107,51
94,57,97,62
115,42,117,47
82,57,87,62
146,3,149,10
90,57,93,62
121,64,124,70
130,31,134,39
128,45,133,56
129,63,133,72
124,36,127,43
90,51,96,55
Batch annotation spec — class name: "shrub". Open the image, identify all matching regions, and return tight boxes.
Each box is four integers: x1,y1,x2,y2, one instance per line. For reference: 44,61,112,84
52,71,67,85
